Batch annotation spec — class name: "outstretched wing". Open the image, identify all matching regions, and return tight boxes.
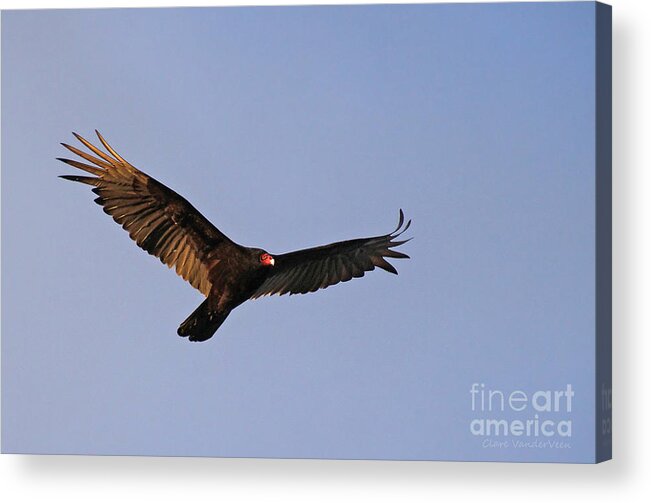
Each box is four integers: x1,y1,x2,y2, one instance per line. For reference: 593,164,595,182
58,130,240,297
251,210,411,299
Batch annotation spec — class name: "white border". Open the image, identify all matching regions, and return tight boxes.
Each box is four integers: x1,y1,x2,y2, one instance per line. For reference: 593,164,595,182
1,1,649,502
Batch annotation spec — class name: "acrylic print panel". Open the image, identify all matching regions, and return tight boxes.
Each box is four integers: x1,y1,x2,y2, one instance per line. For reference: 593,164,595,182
1,2,611,463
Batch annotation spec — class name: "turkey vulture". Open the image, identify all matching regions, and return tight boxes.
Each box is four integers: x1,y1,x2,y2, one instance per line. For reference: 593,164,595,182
58,131,412,342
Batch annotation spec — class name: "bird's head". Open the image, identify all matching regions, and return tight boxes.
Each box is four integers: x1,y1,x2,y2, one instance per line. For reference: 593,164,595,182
259,252,275,267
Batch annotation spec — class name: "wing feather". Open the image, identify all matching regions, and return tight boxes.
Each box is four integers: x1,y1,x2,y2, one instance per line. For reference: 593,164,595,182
59,131,241,297
251,210,411,299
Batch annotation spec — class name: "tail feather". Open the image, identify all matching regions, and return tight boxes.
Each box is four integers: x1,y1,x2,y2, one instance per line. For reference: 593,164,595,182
177,297,229,342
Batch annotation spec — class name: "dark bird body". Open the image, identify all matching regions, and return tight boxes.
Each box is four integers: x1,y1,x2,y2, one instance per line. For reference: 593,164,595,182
59,131,411,342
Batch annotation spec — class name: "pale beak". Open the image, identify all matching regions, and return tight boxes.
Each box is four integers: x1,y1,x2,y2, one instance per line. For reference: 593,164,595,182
270,258,275,266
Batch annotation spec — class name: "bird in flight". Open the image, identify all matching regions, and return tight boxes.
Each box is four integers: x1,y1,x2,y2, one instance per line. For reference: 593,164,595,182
58,131,412,342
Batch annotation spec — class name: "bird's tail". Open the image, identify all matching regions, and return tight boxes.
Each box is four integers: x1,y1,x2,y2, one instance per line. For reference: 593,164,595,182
177,297,230,342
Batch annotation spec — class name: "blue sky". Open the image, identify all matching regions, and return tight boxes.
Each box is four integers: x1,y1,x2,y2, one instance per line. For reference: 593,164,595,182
2,3,597,461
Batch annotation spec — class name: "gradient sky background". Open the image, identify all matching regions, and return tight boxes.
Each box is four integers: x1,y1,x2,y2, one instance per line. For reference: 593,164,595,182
2,2,597,462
